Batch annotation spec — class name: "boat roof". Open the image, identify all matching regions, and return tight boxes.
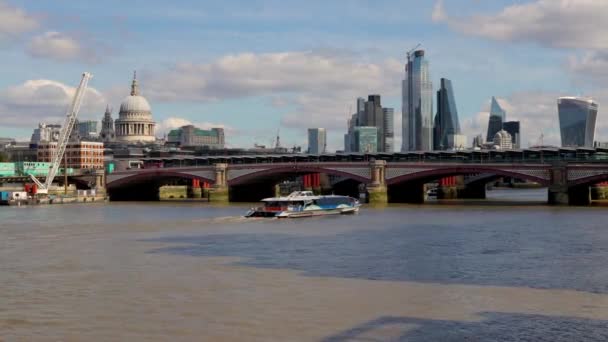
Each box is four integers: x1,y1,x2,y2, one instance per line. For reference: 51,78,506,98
262,191,319,202
261,191,354,202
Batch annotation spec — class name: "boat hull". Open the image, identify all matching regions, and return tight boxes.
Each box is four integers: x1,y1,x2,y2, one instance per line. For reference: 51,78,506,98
274,206,359,218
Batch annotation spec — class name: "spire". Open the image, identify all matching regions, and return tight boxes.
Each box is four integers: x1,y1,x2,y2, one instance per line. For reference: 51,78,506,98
105,104,111,115
130,70,139,96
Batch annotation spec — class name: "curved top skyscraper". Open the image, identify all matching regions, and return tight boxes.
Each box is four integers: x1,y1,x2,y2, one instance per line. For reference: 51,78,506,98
558,97,598,148
486,97,506,143
402,50,433,151
433,78,461,150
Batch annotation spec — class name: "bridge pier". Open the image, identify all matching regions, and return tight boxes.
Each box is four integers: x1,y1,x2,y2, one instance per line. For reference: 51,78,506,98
366,160,387,204
548,185,591,206
209,163,229,203
94,169,106,195
547,165,591,205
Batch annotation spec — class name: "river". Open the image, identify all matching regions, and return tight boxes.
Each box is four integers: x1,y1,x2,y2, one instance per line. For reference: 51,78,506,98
2,188,608,341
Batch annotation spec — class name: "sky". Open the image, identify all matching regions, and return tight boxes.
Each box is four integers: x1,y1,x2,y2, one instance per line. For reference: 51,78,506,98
0,0,607,150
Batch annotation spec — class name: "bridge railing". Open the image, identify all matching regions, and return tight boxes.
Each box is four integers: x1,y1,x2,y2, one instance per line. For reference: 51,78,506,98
128,150,608,170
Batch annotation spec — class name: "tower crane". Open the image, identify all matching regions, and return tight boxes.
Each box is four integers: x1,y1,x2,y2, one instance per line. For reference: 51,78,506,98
30,72,93,194
406,43,421,61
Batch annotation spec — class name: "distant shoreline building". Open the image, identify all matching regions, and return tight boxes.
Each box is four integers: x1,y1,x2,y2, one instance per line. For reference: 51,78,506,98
167,125,225,149
493,129,513,150
558,96,598,148
38,141,104,169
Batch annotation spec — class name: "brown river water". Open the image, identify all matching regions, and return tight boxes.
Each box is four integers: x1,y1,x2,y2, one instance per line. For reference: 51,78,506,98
1,189,608,341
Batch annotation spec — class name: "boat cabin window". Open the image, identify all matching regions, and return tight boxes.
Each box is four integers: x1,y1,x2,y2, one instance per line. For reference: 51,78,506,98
314,197,352,206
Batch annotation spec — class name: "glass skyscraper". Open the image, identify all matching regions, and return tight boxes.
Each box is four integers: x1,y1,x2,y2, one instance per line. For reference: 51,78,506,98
558,97,598,148
354,126,378,153
433,78,461,150
382,108,394,152
307,128,327,154
502,121,520,149
402,50,433,151
486,97,506,142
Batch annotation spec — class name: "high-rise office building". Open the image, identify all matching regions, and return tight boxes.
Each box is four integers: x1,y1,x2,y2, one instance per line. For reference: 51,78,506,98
361,95,384,150
354,127,378,153
502,121,520,149
433,78,462,150
308,128,327,154
486,97,506,142
382,108,394,152
78,120,99,140
344,95,392,153
402,50,433,151
558,97,598,148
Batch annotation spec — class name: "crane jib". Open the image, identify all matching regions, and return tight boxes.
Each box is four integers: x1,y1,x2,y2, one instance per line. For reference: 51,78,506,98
30,72,93,194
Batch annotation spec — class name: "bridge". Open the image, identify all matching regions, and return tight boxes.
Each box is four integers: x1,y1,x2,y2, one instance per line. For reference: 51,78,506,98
106,147,608,205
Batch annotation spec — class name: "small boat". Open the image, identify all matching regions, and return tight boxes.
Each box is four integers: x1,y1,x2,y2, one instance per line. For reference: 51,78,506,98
245,191,360,218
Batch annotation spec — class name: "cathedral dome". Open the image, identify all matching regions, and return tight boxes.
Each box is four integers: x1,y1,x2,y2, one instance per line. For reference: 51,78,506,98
114,72,156,143
118,72,152,115
119,95,151,113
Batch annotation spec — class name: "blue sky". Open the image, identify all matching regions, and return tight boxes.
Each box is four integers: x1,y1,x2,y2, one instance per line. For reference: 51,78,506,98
1,0,607,149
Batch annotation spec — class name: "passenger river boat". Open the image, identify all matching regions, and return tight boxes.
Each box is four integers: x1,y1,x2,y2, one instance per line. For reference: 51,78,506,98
245,191,360,218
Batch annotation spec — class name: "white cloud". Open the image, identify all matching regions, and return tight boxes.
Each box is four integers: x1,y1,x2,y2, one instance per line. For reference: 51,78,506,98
433,0,608,49
26,31,100,63
0,1,38,38
431,0,447,22
144,51,402,146
0,79,106,128
146,51,401,102
568,51,608,87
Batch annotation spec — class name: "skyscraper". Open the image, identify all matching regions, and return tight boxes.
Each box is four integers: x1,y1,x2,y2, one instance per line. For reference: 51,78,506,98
486,97,506,142
344,96,393,152
78,120,99,140
558,97,598,148
354,127,378,153
308,128,327,154
433,78,462,150
402,50,433,151
382,108,394,152
502,121,520,149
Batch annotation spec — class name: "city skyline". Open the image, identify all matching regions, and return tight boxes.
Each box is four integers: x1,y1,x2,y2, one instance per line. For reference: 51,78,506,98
0,0,607,150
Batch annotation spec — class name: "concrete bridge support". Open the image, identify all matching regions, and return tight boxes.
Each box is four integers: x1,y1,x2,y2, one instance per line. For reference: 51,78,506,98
94,169,106,194
209,163,229,203
547,165,591,205
366,160,388,204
